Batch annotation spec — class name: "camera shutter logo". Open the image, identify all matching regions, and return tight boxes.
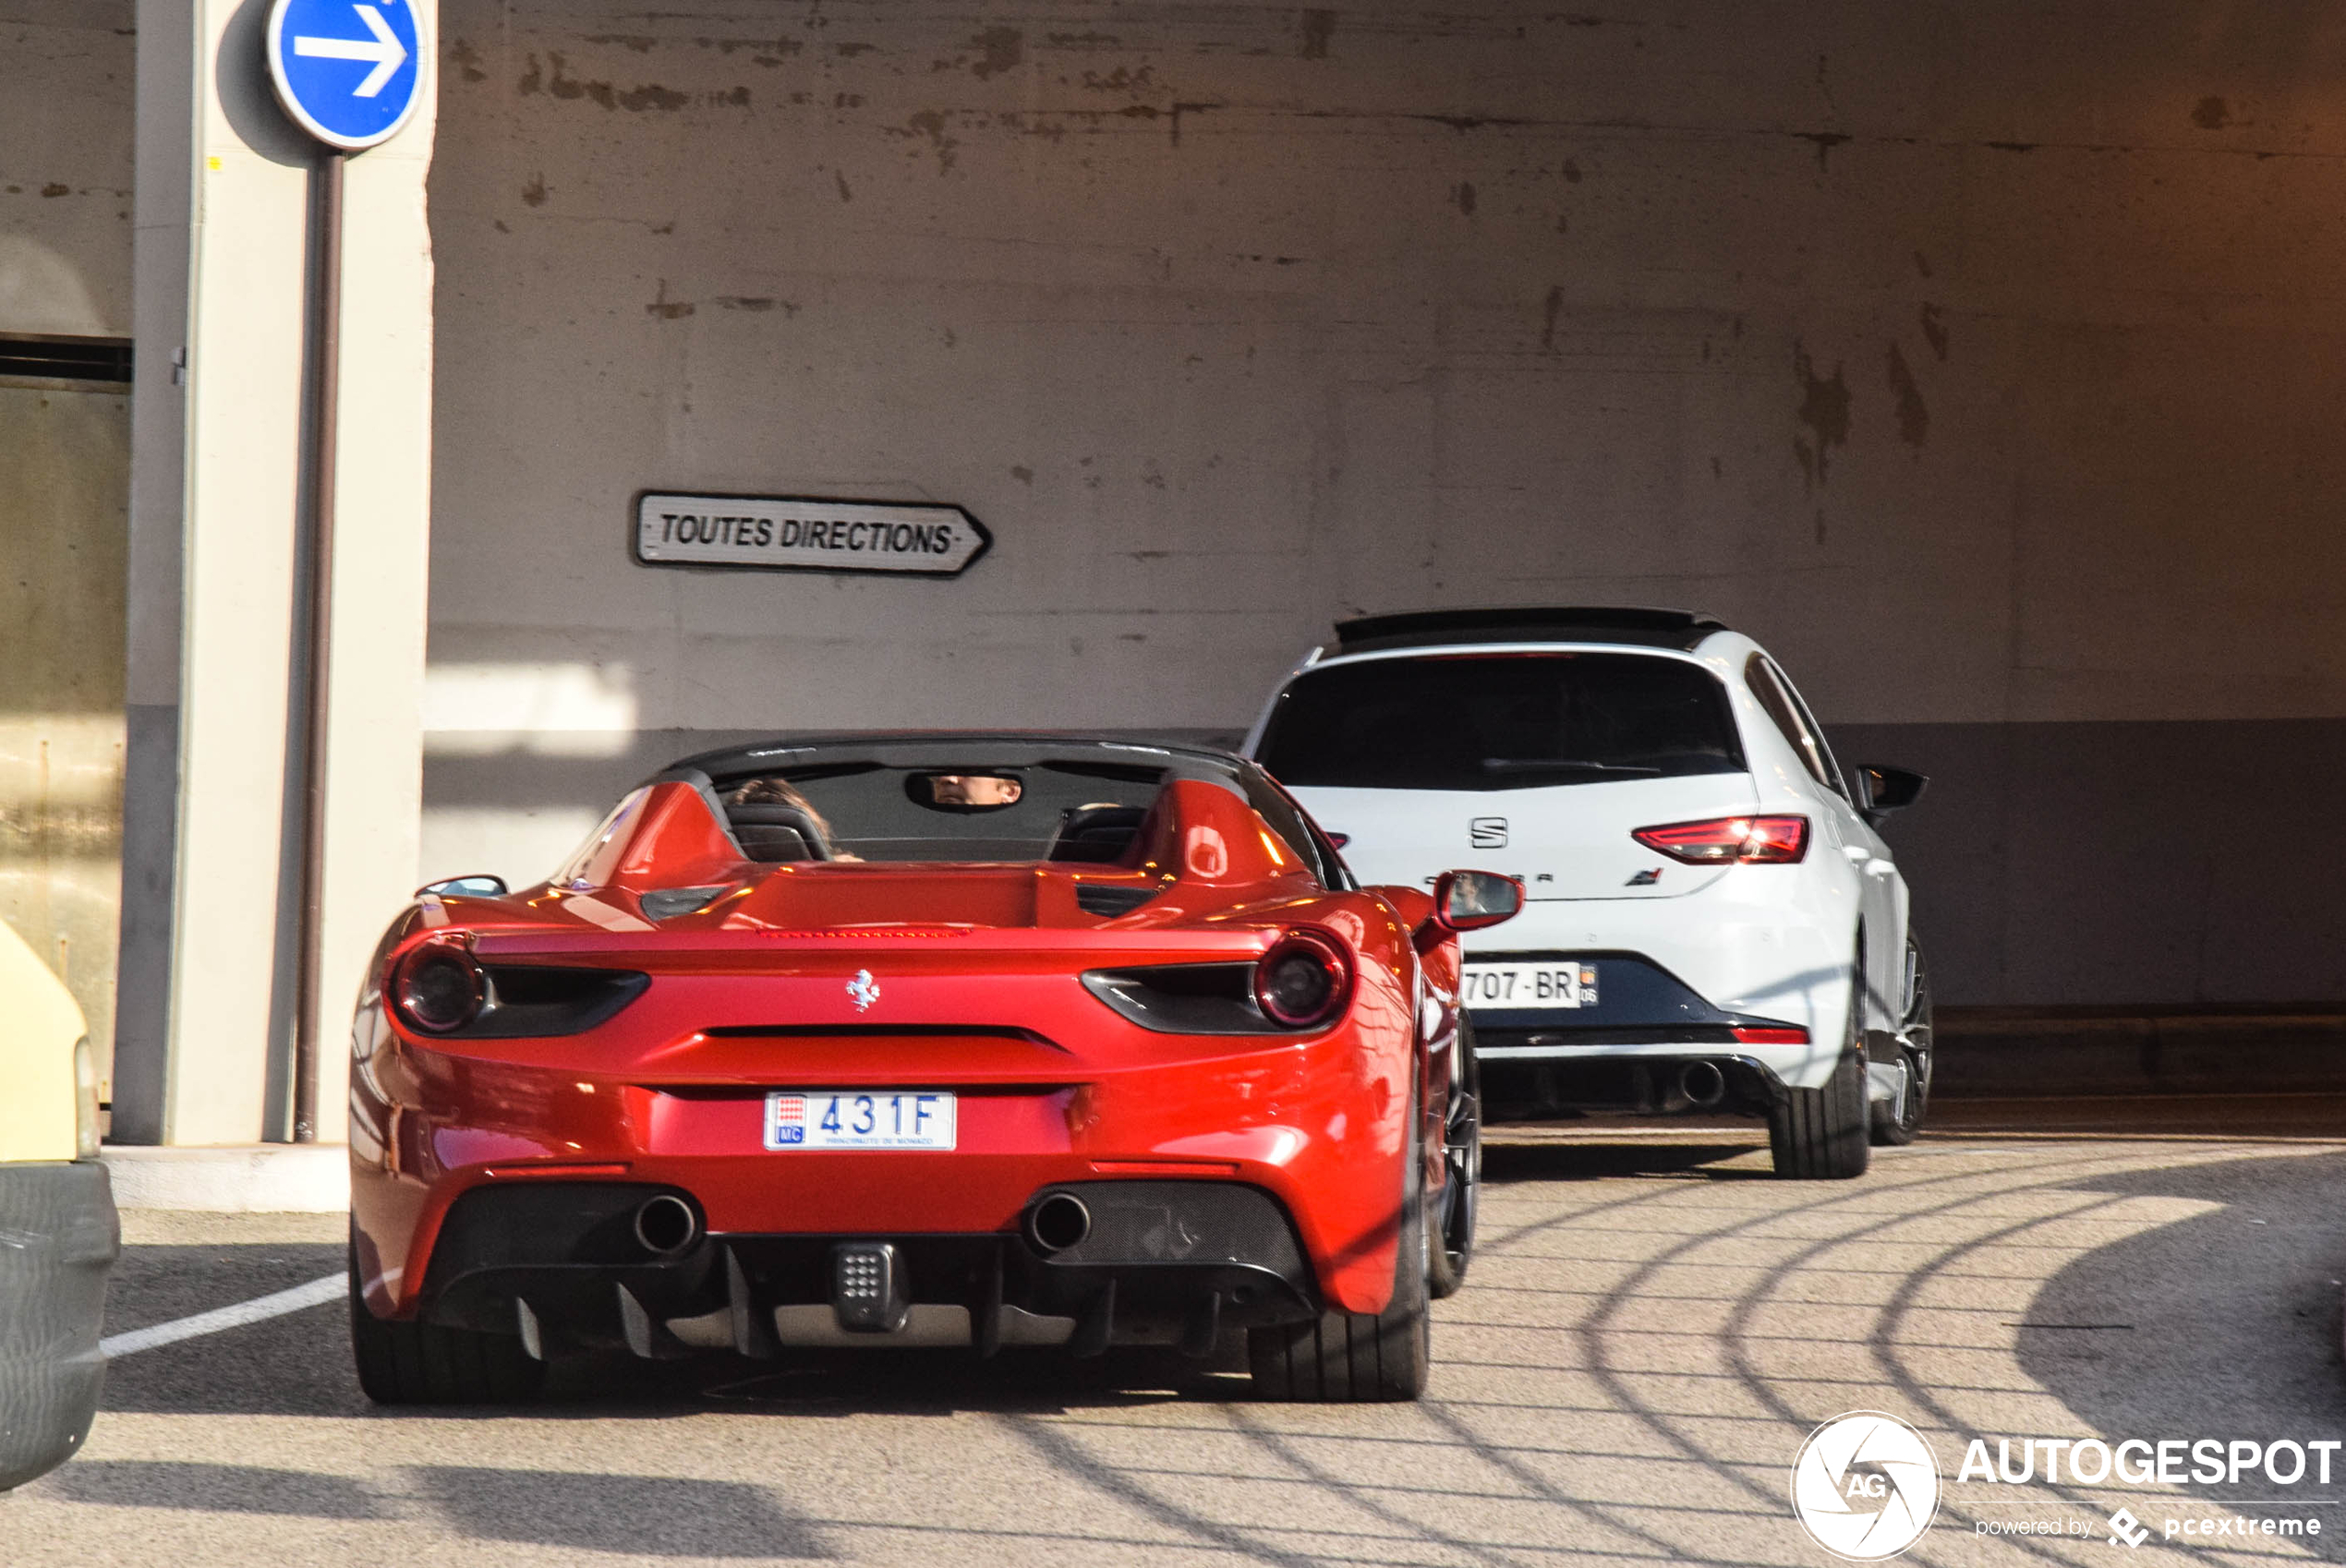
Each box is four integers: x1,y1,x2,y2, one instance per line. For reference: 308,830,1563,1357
1790,1412,1941,1561
1469,817,1508,850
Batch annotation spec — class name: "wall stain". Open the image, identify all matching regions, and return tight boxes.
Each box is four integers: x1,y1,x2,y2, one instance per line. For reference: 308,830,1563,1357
1080,65,1156,93
715,297,798,316
1048,31,1120,46
835,171,853,202
1541,284,1562,351
1913,249,1931,278
586,33,657,53
40,184,69,198
1563,158,1582,183
446,38,488,83
970,27,1024,79
1010,465,1034,485
1300,9,1336,58
901,111,960,171
2191,95,2232,129
1793,344,1849,488
526,52,709,111
1169,102,1218,148
833,41,877,57
1453,181,1477,215
520,173,547,207
1887,343,1927,447
1918,303,1948,361
647,281,695,320
703,36,804,59
1985,140,2037,152
1797,130,1850,170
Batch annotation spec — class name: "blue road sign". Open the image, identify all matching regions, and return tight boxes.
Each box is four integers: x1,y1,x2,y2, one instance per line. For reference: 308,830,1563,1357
265,0,425,151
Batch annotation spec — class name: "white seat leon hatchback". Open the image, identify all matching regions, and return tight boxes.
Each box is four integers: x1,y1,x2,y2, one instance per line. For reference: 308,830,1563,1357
1245,607,1931,1179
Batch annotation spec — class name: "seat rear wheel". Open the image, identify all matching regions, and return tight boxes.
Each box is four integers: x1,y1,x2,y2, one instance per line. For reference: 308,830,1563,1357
1768,964,1871,1179
349,1227,544,1405
1427,1015,1480,1299
1249,1082,1431,1401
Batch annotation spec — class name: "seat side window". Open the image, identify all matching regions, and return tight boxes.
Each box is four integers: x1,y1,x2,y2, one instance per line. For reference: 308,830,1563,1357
1745,654,1845,797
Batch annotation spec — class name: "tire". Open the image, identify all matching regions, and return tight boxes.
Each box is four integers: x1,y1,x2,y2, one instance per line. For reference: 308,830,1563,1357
1250,1080,1432,1401
1869,940,1933,1147
1768,975,1871,1180
1426,1015,1481,1300
349,1228,545,1405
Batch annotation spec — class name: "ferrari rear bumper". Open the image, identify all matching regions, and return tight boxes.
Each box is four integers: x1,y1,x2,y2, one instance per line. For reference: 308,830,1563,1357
413,1177,1318,1357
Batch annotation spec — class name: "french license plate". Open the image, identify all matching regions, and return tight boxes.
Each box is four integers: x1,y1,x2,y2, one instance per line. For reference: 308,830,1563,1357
764,1091,957,1150
1461,961,1597,1008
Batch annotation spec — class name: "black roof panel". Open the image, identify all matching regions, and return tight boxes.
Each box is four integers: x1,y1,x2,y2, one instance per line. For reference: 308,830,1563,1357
1331,606,1728,655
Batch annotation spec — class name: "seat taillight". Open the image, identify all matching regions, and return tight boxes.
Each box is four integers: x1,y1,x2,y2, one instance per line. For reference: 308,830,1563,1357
1631,815,1809,865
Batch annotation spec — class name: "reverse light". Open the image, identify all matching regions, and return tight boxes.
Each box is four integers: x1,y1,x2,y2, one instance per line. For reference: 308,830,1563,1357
1252,929,1355,1030
391,937,488,1033
1632,814,1808,865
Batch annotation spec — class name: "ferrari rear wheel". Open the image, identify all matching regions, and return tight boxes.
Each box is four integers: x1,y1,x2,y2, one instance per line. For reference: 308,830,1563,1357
1426,1014,1481,1299
1248,1083,1432,1402
349,1228,544,1405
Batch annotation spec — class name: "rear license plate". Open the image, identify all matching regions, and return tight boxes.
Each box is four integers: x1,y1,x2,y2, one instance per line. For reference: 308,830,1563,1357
764,1091,957,1150
1460,961,1597,1008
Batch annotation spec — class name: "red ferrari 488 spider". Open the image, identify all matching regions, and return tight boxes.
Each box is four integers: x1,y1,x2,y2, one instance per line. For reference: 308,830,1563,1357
347,736,1519,1403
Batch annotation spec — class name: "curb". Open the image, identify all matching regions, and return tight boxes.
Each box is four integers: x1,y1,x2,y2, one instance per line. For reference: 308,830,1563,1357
1937,1010,2346,1099
101,1144,349,1212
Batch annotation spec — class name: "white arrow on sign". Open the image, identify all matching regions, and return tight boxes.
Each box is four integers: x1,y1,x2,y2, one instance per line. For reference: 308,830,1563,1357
293,4,407,97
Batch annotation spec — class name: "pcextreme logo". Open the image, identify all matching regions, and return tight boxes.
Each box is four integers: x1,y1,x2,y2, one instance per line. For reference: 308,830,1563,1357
1790,1412,1943,1561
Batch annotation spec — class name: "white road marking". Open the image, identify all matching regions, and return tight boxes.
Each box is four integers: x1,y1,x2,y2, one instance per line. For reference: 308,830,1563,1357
102,1273,344,1359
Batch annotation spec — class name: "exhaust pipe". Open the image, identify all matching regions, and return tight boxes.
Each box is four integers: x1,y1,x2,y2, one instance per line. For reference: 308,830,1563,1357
1025,1191,1092,1254
1677,1060,1727,1110
633,1193,702,1257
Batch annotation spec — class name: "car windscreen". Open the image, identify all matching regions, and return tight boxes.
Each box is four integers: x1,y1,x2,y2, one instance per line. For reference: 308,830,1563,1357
712,758,1171,862
1255,652,1746,791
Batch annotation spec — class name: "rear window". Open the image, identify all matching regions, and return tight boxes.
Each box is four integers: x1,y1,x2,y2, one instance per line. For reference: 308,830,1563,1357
1255,652,1746,792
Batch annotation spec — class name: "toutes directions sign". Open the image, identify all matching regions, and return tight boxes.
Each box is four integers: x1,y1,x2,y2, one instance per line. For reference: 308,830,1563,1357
635,493,992,578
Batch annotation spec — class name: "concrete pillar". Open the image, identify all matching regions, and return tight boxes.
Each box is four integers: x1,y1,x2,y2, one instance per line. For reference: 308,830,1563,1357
115,0,436,1146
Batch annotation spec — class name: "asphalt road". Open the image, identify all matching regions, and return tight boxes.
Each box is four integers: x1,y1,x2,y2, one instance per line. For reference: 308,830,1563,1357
10,1106,2346,1567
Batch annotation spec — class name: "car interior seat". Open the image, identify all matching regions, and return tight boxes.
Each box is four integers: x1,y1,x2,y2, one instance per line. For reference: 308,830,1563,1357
727,803,833,862
1045,803,1149,863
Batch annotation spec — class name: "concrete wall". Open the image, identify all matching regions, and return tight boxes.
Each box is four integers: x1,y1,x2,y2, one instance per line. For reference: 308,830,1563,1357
1,1,134,336
418,0,2346,1007
0,2,134,1093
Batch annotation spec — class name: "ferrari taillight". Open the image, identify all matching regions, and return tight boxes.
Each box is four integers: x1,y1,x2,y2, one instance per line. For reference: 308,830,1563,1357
1252,930,1354,1030
390,938,487,1033
1631,814,1808,865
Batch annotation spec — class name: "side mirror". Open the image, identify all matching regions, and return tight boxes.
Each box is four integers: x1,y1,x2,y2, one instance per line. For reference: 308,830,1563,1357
417,874,508,899
1417,869,1523,951
1852,765,1928,824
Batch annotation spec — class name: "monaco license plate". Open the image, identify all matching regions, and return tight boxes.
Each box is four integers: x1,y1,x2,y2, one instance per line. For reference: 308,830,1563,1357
1460,961,1597,1009
764,1091,957,1150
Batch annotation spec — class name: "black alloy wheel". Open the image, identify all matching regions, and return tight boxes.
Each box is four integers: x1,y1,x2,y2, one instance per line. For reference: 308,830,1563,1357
1427,1013,1481,1299
1870,938,1933,1147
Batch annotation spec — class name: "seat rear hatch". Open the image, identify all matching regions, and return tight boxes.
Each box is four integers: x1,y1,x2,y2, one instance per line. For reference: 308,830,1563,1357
1254,647,1757,901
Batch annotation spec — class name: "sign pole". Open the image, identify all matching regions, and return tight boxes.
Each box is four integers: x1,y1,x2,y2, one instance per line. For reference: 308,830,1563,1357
291,144,344,1145
267,0,421,1143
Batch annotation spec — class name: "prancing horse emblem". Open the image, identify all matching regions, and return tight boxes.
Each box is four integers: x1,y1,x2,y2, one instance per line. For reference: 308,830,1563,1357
847,969,880,1011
